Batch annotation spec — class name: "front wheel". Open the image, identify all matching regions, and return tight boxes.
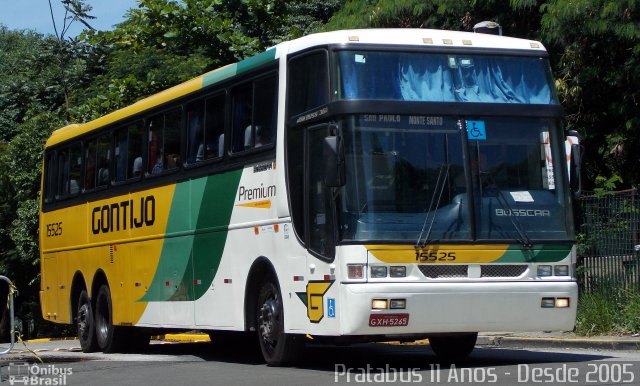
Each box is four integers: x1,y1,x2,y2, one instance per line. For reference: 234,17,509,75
256,276,303,366
428,333,478,361
77,290,98,352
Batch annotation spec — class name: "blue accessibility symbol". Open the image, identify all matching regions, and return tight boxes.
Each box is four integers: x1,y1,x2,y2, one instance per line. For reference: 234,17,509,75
467,120,486,140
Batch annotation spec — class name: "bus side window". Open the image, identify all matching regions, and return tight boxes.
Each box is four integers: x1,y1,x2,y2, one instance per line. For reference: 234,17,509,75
148,109,182,174
68,143,82,195
231,74,277,153
84,139,97,191
127,121,143,179
253,75,277,147
205,94,225,159
44,151,56,203
96,133,111,186
186,100,205,164
231,83,253,153
56,148,69,198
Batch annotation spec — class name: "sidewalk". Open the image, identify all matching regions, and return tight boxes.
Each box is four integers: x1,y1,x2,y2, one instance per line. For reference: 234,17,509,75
165,331,640,351
478,331,640,351
15,331,640,352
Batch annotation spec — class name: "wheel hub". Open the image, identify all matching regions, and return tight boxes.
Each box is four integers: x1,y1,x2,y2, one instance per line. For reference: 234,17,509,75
77,304,90,340
258,298,279,344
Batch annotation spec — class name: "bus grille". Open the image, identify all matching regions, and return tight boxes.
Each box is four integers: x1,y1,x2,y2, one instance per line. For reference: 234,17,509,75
418,265,468,278
481,265,528,278
417,264,528,279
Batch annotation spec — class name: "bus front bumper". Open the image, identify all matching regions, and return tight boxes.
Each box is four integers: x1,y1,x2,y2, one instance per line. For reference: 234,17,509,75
340,281,577,335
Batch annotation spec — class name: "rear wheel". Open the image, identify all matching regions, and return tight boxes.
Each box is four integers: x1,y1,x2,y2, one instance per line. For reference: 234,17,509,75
77,290,98,352
94,284,128,353
256,276,303,366
428,333,478,361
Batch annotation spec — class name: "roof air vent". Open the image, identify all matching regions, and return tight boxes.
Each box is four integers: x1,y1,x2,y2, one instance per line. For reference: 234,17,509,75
473,21,502,36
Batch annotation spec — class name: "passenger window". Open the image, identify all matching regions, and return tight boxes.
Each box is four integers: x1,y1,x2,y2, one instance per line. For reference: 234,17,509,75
84,140,97,190
231,74,277,153
205,94,226,159
254,76,277,147
115,121,143,182
187,94,226,164
96,134,111,186
186,100,205,164
68,143,82,195
44,152,56,203
127,122,143,179
231,84,253,153
56,149,69,198
148,109,182,174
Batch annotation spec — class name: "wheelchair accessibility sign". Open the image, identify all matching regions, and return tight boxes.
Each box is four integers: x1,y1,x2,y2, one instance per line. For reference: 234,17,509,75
467,120,486,140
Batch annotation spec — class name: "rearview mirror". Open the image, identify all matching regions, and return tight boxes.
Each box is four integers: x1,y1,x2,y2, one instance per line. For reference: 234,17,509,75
323,135,345,188
566,130,582,198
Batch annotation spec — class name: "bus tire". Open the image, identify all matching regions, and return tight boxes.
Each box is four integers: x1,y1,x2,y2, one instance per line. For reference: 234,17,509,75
77,290,99,352
256,276,303,366
428,332,478,361
94,284,127,353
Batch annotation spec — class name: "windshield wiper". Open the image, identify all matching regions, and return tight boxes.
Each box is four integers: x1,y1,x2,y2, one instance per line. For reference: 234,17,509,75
482,176,533,249
416,163,450,249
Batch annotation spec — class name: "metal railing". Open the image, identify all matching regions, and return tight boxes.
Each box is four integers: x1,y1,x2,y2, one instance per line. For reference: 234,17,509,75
0,275,15,354
577,189,640,293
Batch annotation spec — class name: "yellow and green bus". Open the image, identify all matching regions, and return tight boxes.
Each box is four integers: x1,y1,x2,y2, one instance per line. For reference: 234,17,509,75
40,28,579,365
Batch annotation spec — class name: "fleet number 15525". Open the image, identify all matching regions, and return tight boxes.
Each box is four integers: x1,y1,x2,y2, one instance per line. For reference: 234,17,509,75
415,251,456,262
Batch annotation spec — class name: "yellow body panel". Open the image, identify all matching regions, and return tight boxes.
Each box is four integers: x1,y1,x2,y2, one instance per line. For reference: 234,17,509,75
40,184,176,324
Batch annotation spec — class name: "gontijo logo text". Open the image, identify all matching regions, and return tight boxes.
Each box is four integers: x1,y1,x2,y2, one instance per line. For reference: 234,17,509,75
91,195,155,234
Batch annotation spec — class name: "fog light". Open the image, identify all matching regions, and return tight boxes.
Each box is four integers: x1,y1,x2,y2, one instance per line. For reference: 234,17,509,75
554,265,569,276
372,299,388,309
371,266,388,278
541,297,555,308
555,298,570,308
348,264,364,279
390,266,406,278
537,265,552,277
389,299,406,309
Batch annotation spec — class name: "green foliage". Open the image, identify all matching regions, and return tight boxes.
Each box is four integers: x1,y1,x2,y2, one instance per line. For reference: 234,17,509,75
593,175,623,196
324,0,542,38
541,0,640,188
576,288,640,336
575,289,618,336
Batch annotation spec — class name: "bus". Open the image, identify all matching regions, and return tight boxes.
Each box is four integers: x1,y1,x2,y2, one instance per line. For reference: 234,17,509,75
40,28,579,365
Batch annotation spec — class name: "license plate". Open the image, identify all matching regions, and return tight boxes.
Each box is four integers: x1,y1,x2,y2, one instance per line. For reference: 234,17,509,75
368,313,409,327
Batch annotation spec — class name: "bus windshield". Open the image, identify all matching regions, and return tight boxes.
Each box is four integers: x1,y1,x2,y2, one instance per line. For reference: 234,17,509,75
336,115,573,243
335,50,558,104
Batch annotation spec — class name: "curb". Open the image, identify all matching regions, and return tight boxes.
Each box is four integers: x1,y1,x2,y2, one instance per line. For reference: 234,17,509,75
25,337,78,343
161,333,210,343
23,334,640,351
478,335,640,351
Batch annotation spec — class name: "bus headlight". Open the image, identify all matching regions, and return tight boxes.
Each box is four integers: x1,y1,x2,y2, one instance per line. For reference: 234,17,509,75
372,299,388,309
389,299,406,309
371,266,388,278
390,266,406,278
537,265,552,277
554,265,569,276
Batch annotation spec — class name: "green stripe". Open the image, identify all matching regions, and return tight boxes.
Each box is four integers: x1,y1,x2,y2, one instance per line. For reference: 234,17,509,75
140,169,243,302
497,244,572,263
202,48,276,89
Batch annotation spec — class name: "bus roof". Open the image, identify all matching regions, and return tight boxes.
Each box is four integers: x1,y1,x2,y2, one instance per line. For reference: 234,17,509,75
282,28,547,54
46,28,546,148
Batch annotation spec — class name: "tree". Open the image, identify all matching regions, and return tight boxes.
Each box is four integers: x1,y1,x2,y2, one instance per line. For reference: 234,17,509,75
540,0,640,188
